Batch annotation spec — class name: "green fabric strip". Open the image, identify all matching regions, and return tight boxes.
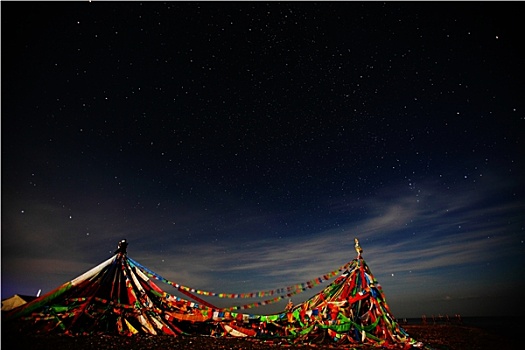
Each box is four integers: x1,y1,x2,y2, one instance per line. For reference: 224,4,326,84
5,282,73,320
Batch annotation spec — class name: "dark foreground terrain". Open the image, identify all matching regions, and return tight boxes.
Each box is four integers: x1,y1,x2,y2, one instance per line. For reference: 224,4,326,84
0,324,518,350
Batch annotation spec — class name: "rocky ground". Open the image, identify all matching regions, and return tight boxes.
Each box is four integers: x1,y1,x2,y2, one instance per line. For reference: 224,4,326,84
0,324,518,349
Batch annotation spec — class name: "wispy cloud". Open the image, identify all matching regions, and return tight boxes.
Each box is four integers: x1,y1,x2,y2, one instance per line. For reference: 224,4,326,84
2,172,523,317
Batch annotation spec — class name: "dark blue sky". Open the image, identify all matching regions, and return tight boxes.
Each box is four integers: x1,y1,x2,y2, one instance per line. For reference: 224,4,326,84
2,1,524,318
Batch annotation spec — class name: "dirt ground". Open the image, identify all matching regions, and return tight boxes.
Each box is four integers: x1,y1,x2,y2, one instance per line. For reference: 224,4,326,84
0,324,518,350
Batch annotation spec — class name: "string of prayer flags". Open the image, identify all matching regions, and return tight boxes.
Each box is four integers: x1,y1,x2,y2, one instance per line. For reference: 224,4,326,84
128,257,352,303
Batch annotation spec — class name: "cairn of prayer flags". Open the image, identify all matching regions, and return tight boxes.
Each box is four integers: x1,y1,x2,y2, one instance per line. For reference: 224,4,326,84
3,239,424,348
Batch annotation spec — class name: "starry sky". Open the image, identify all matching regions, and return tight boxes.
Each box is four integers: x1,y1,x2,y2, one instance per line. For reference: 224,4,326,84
2,1,524,318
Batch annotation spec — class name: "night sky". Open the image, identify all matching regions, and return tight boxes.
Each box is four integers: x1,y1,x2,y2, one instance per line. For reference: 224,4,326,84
2,1,524,318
